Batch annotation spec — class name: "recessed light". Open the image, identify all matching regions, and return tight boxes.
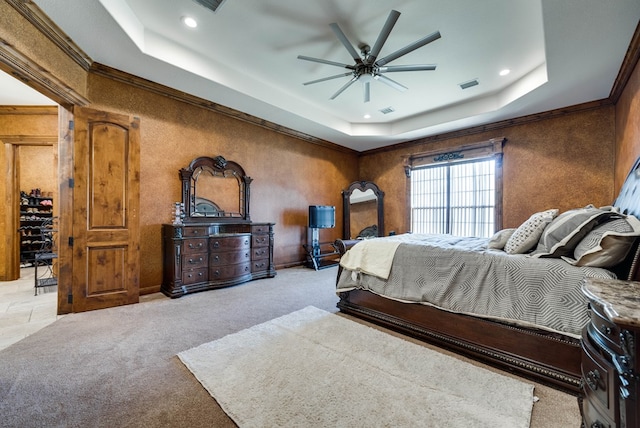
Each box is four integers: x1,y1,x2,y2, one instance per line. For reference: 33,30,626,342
499,69,510,76
182,16,198,28
363,114,371,119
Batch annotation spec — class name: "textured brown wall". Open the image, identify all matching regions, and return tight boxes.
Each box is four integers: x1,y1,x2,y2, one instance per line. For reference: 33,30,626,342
84,73,358,291
360,107,616,234
616,59,640,188
18,145,56,196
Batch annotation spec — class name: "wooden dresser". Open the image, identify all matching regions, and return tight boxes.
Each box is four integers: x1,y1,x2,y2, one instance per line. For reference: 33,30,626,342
580,278,640,428
162,222,275,298
162,155,277,298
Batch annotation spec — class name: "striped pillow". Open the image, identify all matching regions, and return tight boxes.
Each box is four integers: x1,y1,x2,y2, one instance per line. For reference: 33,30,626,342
531,206,620,258
563,215,640,267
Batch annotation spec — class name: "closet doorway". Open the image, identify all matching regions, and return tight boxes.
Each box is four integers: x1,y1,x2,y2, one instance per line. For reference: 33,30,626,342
14,140,58,269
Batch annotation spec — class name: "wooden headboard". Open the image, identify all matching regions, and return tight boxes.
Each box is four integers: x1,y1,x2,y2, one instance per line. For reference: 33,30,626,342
613,156,640,281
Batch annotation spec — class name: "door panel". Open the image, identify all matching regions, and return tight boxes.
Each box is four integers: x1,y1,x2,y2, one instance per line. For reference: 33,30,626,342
71,107,139,312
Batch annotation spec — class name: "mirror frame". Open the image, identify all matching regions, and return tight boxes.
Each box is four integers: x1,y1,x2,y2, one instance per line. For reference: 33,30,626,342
179,156,252,223
342,181,385,239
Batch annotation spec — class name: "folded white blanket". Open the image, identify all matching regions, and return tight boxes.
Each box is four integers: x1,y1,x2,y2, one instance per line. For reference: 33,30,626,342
339,237,403,279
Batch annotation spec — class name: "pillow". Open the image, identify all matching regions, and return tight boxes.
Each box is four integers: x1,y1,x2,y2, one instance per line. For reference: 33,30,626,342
504,209,559,254
562,215,640,267
531,205,621,258
487,228,516,250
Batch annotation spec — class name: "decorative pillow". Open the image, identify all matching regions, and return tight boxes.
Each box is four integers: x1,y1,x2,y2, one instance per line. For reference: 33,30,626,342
504,209,559,254
487,228,516,250
562,215,640,267
531,205,621,258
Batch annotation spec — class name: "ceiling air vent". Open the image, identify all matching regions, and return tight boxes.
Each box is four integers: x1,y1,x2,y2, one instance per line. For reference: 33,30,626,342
192,0,227,13
379,106,395,115
459,79,479,90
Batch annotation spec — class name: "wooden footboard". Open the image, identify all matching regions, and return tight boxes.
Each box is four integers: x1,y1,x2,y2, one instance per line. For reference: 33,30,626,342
338,289,582,394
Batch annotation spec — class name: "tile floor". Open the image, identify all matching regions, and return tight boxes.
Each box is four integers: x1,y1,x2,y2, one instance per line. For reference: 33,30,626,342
0,267,62,352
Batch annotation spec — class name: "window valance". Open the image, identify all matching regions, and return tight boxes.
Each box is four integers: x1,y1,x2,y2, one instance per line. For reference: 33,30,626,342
404,137,506,176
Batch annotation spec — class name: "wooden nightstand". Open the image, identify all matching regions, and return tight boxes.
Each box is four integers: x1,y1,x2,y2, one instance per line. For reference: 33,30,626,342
580,278,640,428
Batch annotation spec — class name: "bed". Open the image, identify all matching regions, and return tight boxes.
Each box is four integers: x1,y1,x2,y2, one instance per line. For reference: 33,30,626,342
335,157,640,394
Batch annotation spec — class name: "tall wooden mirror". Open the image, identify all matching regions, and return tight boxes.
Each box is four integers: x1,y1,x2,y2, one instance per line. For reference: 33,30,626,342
342,181,384,239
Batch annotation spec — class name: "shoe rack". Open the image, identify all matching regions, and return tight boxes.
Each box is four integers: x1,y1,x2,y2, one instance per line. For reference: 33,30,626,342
19,189,54,267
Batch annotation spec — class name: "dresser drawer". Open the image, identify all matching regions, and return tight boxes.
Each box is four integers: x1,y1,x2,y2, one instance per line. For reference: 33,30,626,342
252,234,270,247
183,238,208,254
209,234,251,251
582,396,615,428
252,246,269,260
252,259,270,273
182,267,208,285
582,332,615,419
183,227,209,237
251,224,270,234
210,262,252,281
209,249,251,266
589,302,622,352
182,253,207,269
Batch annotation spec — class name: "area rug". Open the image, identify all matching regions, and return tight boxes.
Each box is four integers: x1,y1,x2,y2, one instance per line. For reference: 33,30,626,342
178,306,535,427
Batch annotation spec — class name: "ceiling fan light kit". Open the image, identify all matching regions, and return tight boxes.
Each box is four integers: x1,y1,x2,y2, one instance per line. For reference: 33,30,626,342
298,9,441,103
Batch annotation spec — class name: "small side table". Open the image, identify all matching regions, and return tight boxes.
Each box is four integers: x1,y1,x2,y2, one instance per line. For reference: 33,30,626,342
580,278,640,428
34,252,57,295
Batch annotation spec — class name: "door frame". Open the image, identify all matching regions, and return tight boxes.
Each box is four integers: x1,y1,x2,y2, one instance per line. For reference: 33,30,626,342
0,135,58,281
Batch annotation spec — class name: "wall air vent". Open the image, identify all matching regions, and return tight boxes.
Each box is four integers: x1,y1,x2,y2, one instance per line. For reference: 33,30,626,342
192,0,227,13
459,79,479,90
379,106,395,115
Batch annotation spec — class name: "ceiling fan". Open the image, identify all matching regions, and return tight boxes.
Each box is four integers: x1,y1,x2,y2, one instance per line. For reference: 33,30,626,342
298,10,441,103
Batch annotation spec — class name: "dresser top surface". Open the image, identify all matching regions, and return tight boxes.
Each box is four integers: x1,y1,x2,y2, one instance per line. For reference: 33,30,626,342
583,278,640,327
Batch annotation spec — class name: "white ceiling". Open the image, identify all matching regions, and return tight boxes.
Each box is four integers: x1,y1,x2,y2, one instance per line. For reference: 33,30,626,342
4,0,640,151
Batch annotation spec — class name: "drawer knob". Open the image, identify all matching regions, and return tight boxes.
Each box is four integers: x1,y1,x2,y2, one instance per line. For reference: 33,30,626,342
600,324,612,335
188,242,203,249
213,255,220,262
212,241,220,248
586,369,601,391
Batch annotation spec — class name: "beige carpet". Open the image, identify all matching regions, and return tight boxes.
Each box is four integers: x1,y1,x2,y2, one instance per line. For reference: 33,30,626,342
0,266,582,427
179,306,535,428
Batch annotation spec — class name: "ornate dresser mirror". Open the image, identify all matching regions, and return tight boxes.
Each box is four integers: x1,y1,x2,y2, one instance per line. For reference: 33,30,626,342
179,155,252,222
342,181,385,239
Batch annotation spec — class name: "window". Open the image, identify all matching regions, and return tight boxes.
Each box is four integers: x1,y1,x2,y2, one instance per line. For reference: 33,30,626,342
406,138,504,238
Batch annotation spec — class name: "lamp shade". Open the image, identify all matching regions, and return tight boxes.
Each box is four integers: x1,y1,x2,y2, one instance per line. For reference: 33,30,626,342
308,205,335,229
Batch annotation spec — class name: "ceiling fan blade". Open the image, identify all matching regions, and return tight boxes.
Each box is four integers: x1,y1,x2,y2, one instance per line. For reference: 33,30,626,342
303,72,353,85
375,74,408,92
379,64,437,73
375,31,441,67
367,10,401,64
363,81,371,103
329,23,363,65
330,76,358,100
297,55,355,69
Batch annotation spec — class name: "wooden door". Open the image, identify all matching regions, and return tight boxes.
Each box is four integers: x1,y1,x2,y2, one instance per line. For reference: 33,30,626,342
71,107,140,312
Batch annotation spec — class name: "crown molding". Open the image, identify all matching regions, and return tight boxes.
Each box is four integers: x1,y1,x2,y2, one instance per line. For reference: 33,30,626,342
5,0,92,71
